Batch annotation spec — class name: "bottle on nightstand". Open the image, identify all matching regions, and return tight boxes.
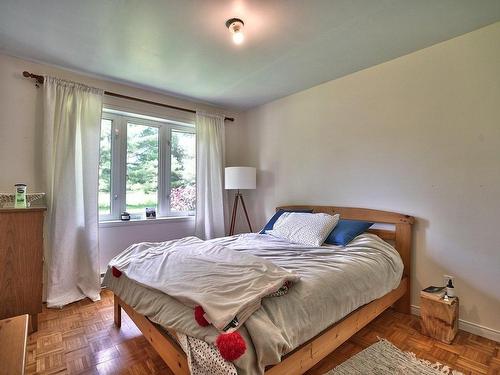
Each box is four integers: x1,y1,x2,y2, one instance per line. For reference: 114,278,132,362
446,278,456,298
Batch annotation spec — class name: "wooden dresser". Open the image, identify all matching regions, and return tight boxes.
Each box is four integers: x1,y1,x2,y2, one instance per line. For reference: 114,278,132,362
0,207,46,331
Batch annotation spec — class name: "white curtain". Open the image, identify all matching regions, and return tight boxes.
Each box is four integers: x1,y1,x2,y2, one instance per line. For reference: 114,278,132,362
195,111,226,239
43,76,103,308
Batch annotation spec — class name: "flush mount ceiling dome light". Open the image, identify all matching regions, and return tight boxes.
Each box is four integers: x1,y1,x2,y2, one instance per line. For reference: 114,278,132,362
226,18,245,45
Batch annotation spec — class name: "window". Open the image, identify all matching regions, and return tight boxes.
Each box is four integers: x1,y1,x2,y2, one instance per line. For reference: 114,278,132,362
99,110,195,220
170,130,196,213
126,122,159,215
98,119,112,216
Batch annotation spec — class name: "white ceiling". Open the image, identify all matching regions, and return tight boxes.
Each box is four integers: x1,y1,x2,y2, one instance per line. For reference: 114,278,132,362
1,1,499,110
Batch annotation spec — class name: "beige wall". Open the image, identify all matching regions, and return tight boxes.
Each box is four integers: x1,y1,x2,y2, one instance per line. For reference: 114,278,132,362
228,22,500,337
0,53,240,271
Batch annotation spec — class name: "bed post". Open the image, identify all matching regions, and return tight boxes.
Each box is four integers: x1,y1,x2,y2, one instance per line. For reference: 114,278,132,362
393,222,412,314
114,294,122,327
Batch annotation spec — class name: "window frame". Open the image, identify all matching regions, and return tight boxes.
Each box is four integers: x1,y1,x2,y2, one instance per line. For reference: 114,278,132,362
99,109,195,222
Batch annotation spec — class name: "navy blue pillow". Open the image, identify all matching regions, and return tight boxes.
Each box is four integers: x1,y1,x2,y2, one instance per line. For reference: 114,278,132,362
324,219,373,246
259,209,313,234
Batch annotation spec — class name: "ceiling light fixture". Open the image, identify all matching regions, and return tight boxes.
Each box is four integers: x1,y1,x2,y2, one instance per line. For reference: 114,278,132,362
226,18,245,45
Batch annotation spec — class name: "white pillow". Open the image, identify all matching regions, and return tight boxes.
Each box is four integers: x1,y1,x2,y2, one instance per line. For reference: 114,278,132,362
267,212,340,246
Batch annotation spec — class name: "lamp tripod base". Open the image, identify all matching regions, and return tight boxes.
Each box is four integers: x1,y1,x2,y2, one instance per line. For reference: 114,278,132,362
229,190,253,236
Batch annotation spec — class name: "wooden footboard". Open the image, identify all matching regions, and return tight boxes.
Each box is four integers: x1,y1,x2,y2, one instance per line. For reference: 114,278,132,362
114,294,190,375
113,276,408,375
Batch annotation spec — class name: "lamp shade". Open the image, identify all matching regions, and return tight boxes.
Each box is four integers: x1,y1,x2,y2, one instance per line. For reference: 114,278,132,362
225,167,256,190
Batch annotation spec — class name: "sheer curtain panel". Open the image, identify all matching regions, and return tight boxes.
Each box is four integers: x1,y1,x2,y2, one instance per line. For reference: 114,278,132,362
194,111,226,239
43,76,103,307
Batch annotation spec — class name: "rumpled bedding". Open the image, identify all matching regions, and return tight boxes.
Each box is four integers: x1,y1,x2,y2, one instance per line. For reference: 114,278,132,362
108,236,300,332
103,232,403,375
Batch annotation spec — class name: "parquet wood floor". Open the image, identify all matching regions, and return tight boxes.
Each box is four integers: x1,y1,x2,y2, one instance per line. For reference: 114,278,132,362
26,289,499,375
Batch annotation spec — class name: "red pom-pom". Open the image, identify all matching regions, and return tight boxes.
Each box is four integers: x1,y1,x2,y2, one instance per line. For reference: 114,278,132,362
194,305,210,327
216,331,246,361
111,266,122,278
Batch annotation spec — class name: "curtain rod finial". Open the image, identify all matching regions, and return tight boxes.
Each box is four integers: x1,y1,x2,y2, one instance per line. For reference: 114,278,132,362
23,71,44,84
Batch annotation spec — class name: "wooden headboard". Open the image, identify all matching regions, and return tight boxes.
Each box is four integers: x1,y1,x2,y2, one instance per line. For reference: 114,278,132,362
277,205,414,313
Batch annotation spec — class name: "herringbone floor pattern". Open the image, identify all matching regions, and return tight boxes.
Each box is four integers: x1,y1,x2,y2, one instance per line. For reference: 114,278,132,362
26,289,499,374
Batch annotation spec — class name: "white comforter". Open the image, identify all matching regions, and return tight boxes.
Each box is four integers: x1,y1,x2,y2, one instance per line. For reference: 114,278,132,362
104,233,403,375
108,236,300,331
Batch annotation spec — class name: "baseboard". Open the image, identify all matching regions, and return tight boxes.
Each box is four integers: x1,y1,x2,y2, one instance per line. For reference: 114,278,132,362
410,304,500,342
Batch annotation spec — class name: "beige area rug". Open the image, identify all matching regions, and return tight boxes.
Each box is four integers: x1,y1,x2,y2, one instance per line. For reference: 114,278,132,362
327,339,463,375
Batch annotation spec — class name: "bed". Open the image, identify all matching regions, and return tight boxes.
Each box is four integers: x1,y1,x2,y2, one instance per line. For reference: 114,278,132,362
106,205,414,375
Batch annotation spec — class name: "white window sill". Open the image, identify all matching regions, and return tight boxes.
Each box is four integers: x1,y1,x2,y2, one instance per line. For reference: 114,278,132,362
99,216,194,228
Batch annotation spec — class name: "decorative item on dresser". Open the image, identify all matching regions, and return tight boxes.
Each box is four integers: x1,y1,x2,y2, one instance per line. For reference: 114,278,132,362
0,207,46,332
420,291,459,344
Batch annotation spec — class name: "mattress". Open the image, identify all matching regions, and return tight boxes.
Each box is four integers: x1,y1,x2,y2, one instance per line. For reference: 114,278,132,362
103,232,403,374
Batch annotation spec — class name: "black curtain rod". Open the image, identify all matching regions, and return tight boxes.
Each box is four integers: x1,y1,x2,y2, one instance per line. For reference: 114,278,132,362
22,71,234,122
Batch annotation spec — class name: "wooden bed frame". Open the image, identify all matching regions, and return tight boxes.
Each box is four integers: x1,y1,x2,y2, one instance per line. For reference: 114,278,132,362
113,205,414,375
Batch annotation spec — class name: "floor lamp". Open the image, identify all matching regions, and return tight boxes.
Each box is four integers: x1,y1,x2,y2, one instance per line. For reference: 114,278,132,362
225,167,256,235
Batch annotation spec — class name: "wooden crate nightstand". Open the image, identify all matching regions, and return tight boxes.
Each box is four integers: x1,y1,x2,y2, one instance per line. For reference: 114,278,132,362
420,292,459,344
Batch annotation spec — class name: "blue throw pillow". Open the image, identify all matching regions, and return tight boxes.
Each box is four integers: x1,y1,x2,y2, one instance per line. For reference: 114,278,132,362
324,219,373,246
259,209,313,234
